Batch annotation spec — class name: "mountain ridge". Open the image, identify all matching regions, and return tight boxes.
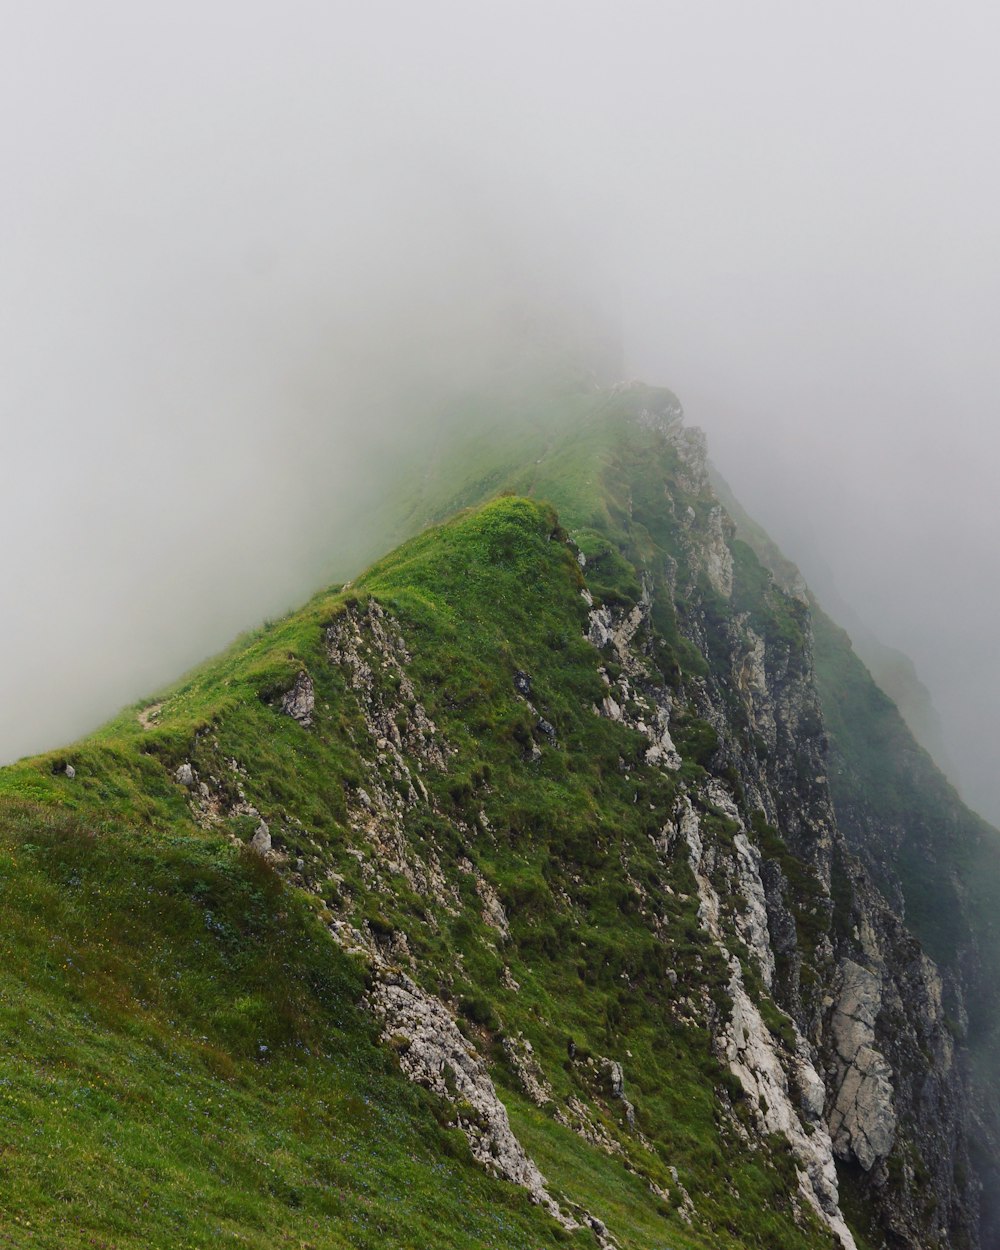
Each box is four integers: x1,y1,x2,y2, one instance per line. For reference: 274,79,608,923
0,382,995,1248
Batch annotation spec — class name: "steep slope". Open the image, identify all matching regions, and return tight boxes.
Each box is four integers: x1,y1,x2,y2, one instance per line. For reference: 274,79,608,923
708,469,958,787
0,384,993,1249
715,460,1000,1246
811,609,1000,1247
714,452,1000,1244
819,611,957,787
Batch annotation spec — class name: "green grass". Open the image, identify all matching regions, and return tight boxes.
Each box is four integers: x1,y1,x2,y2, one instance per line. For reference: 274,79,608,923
0,801,581,1250
1,379,928,1248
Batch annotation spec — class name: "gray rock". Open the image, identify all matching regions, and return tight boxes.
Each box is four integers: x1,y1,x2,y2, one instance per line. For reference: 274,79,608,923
64,764,76,779
278,670,315,727
175,762,195,787
603,1058,636,1129
702,505,734,598
586,597,681,772
828,961,897,1172
367,971,571,1226
249,820,271,854
678,792,858,1250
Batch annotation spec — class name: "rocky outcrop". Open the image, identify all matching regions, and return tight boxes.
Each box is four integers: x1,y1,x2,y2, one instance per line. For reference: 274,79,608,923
278,670,315,726
596,403,978,1248
601,1059,636,1129
249,819,272,854
584,587,681,772
502,1033,553,1107
368,970,567,1222
702,505,734,599
327,600,447,776
360,961,620,1248
674,790,858,1250
827,960,896,1171
326,601,458,908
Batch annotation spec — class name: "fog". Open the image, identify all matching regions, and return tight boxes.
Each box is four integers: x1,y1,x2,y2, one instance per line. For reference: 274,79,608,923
2,2,998,822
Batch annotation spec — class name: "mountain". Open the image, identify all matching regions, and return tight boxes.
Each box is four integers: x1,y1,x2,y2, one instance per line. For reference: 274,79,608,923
1,378,996,1249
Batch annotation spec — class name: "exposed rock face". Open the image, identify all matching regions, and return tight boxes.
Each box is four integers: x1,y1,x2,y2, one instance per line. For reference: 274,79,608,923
362,962,619,1248
581,404,978,1248
702,505,734,598
828,960,896,1171
502,1033,553,1107
367,970,567,1222
727,976,856,1249
278,670,315,726
601,1059,636,1129
323,601,460,908
734,627,777,750
327,600,448,776
585,587,681,772
824,867,973,1248
474,870,510,937
675,790,857,1250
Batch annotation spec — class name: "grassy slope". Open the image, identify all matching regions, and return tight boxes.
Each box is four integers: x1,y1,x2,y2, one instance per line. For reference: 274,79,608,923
0,403,839,1250
0,804,568,1250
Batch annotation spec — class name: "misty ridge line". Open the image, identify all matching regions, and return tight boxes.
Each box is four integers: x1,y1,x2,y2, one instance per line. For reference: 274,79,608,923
2,1,997,829
3,330,980,845
0,253,987,826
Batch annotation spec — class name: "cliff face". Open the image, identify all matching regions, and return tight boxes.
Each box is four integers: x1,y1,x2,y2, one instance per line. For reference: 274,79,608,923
0,382,990,1250
811,606,1000,1248
715,418,999,1249
580,397,978,1248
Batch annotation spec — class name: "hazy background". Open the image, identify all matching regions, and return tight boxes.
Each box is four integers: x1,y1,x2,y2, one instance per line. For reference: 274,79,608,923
2,2,998,823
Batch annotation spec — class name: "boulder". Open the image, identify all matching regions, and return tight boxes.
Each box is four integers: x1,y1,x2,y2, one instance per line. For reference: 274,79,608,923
250,820,272,854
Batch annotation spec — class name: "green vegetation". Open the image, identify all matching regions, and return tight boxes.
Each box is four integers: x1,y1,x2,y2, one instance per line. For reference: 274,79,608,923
0,429,839,1250
0,800,579,1250
9,375,985,1248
